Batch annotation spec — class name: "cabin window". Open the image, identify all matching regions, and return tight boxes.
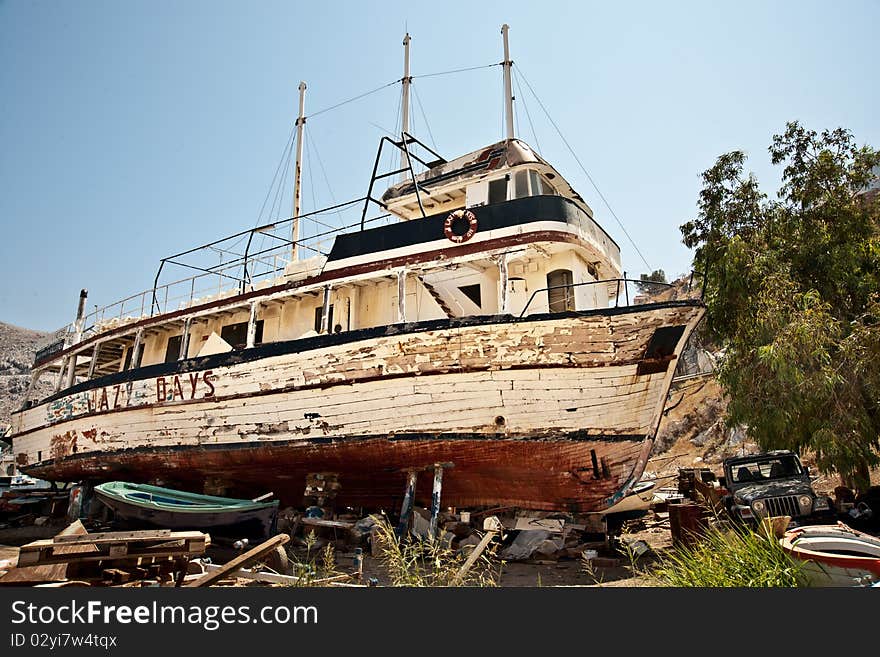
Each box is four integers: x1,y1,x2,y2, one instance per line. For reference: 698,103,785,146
459,284,482,308
164,335,183,363
221,320,263,350
540,176,555,195
547,269,575,312
529,171,541,196
488,178,507,204
515,171,529,199
314,305,334,333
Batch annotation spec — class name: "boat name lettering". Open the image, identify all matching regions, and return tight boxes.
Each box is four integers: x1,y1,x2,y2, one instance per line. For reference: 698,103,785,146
156,371,215,402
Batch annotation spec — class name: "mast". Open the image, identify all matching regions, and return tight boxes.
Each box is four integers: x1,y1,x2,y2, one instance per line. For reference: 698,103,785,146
399,32,412,182
291,80,307,261
501,23,515,140
401,32,411,137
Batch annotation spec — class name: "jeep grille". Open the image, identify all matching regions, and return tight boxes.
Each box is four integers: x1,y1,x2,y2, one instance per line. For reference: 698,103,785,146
762,495,803,518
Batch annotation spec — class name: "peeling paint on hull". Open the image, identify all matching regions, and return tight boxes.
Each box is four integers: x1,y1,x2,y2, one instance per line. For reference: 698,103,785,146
13,303,705,512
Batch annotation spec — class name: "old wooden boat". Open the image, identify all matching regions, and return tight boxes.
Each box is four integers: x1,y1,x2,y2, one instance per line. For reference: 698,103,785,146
94,481,279,538
10,26,704,514
781,523,880,587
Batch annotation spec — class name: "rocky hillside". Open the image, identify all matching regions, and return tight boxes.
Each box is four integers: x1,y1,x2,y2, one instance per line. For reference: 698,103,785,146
638,277,752,471
0,321,54,429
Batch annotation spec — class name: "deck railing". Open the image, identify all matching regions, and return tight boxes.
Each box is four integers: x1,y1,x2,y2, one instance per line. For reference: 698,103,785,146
36,201,395,358
517,277,697,318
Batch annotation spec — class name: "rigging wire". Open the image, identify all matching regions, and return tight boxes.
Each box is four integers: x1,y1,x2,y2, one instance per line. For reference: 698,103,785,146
412,62,501,80
309,79,400,119
303,134,341,233
254,125,296,227
512,67,542,155
411,81,438,151
276,135,294,220
308,130,346,227
514,65,653,272
269,133,294,222
305,132,319,231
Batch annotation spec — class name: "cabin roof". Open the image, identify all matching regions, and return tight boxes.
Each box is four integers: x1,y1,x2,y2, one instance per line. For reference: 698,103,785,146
381,138,593,216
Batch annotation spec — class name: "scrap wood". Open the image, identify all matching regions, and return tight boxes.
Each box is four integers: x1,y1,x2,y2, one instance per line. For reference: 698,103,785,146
16,530,208,567
0,519,94,585
185,534,289,588
53,529,173,544
300,517,355,530
451,516,502,586
200,564,352,586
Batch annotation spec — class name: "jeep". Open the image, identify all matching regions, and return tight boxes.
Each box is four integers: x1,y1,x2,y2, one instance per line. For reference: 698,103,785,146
722,450,832,524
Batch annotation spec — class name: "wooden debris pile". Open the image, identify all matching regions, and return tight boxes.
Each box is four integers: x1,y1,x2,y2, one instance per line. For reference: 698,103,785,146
0,520,209,587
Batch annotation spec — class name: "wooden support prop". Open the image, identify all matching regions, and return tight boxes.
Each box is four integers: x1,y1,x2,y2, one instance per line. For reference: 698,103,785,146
185,534,289,588
396,470,418,539
428,463,444,538
451,516,502,586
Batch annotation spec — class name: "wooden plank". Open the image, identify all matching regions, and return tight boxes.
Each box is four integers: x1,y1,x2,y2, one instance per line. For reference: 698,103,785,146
300,518,355,530
15,532,209,567
185,534,289,588
451,517,501,586
201,564,351,586
0,520,92,585
54,529,172,544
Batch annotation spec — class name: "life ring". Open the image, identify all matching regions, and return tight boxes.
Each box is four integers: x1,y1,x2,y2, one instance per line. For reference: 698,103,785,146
444,209,478,244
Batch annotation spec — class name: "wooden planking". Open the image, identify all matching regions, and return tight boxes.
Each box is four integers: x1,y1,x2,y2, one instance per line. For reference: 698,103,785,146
17,305,702,468
18,306,697,434
21,363,666,459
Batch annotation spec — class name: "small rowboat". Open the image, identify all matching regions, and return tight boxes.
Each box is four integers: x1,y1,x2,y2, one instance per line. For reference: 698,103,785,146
781,522,880,587
94,481,279,539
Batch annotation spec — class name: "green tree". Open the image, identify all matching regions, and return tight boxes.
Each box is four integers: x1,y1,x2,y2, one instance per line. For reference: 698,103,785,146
636,269,668,295
681,122,880,490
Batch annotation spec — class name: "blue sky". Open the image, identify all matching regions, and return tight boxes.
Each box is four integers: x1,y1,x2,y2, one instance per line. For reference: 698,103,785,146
2,0,878,331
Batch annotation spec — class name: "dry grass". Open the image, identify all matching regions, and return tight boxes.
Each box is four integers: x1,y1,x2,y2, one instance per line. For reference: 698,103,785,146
370,515,502,587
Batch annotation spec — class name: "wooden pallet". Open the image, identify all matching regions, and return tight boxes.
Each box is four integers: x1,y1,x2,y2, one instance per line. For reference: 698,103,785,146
16,530,209,567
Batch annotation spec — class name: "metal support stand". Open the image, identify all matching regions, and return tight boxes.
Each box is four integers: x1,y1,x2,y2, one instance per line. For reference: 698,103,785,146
428,464,444,538
396,470,418,539
395,462,453,540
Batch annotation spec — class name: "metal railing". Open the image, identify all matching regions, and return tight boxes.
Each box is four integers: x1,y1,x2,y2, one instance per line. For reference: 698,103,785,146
39,201,397,355
517,277,681,318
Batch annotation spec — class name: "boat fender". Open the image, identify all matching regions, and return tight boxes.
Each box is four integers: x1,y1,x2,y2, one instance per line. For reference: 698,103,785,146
444,209,478,244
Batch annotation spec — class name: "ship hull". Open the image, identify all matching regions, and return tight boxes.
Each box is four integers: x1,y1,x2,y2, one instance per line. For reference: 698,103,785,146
12,301,704,512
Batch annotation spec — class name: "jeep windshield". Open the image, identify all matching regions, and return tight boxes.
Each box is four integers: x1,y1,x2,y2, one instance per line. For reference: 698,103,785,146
729,455,803,484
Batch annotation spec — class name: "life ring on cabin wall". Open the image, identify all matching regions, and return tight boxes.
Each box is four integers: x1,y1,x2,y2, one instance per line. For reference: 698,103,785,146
444,209,478,244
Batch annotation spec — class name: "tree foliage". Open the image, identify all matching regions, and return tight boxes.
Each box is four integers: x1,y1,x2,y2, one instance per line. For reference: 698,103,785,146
681,122,880,489
636,269,668,295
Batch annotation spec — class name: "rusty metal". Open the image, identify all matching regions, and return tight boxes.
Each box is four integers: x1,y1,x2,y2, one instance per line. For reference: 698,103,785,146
396,470,418,538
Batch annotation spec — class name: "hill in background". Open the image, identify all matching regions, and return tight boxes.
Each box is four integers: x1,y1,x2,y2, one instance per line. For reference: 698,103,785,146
0,321,54,429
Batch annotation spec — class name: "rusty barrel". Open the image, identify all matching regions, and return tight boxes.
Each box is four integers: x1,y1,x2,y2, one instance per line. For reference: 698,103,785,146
668,501,708,547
